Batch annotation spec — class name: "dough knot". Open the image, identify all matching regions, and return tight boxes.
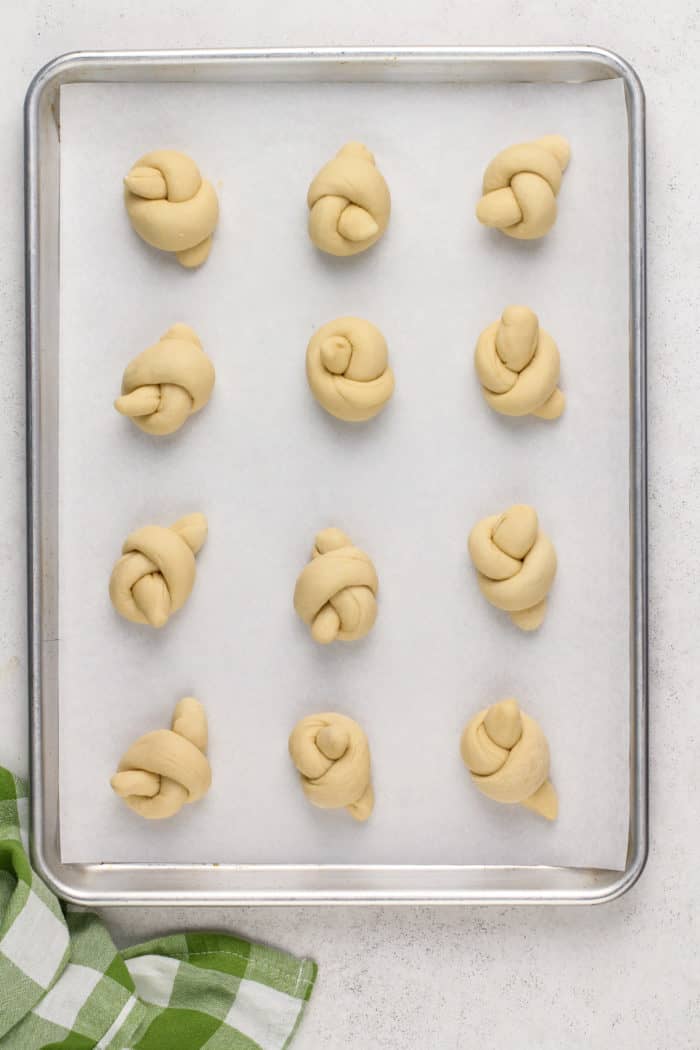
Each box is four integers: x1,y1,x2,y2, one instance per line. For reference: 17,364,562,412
289,712,374,820
111,697,211,819
293,528,379,644
468,505,556,631
476,135,570,240
109,513,207,628
475,306,564,420
307,142,391,256
124,150,219,268
306,316,395,421
115,324,216,435
460,698,557,819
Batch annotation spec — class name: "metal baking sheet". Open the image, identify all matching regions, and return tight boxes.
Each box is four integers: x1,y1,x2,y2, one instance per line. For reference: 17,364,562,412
25,47,647,905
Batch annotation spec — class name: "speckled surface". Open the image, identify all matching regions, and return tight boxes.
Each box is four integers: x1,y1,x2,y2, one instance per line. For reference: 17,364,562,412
2,2,698,1047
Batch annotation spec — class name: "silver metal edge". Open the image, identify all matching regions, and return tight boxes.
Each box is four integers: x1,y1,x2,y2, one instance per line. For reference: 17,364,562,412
25,54,55,902
25,45,647,906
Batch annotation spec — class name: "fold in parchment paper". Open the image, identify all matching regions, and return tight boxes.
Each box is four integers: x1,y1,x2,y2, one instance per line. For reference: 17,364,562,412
58,78,630,869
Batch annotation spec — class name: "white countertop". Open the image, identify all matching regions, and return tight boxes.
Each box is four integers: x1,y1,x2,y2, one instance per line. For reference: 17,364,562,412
2,2,697,1046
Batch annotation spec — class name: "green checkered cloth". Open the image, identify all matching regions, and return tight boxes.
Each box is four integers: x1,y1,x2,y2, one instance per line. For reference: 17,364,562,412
0,768,316,1049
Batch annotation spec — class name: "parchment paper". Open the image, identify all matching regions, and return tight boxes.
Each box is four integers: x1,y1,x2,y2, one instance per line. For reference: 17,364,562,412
58,77,630,869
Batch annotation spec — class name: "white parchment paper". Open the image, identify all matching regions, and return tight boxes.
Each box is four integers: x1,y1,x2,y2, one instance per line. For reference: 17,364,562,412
58,78,630,869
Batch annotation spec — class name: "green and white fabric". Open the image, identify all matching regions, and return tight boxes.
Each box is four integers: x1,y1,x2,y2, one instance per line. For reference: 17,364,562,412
0,768,316,1049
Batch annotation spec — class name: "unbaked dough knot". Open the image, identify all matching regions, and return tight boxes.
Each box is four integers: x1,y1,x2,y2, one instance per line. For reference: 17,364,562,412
111,697,212,819
288,712,374,820
124,149,219,268
306,317,395,421
474,306,564,420
109,513,208,628
293,528,379,644
307,142,391,256
460,698,557,819
115,324,216,435
476,135,570,240
468,505,557,631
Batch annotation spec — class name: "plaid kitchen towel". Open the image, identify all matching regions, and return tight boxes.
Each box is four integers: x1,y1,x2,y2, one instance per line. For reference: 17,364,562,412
0,768,316,1049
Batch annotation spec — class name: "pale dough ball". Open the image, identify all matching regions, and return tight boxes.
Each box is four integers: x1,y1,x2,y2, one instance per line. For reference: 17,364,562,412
111,698,212,820
460,698,557,820
474,306,564,420
289,712,374,820
468,504,557,631
109,513,207,628
293,528,378,644
476,135,570,239
115,324,215,436
306,316,394,422
307,142,390,256
124,149,219,267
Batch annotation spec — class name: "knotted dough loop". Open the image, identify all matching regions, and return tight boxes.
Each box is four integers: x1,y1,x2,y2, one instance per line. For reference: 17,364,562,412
293,528,378,644
307,142,391,256
468,505,556,631
306,317,395,422
289,712,374,821
476,135,570,240
460,698,557,820
109,513,207,628
115,323,216,435
475,306,564,420
124,150,219,268
111,697,211,820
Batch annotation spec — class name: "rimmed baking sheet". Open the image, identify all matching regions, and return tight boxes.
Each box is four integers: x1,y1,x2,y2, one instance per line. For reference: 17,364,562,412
26,47,647,904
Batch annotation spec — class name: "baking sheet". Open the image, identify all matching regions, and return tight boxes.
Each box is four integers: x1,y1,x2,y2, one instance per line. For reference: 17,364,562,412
58,77,630,869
